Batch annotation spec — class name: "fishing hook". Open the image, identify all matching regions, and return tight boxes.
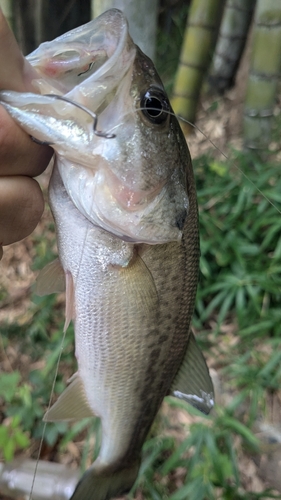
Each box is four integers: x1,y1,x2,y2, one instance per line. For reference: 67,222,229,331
31,94,116,146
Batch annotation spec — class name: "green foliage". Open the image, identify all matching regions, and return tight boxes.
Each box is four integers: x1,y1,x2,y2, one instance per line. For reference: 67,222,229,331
1,147,281,497
131,400,273,500
193,150,281,430
0,416,30,462
195,151,281,334
0,227,75,451
0,372,30,460
130,149,281,499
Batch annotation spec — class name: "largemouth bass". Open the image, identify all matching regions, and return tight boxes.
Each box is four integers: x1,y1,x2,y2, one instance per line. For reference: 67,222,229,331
0,9,214,500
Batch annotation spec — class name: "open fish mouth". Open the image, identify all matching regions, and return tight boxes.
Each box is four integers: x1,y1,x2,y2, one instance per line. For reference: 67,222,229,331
26,8,135,100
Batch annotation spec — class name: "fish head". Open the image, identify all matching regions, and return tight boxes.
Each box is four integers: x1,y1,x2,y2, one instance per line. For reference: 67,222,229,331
88,44,190,244
0,9,192,244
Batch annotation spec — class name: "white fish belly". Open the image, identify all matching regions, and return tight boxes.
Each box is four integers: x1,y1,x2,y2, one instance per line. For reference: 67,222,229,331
49,165,197,467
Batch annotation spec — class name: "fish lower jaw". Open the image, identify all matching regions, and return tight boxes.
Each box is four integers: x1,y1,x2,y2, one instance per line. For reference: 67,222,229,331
89,214,183,244
58,162,186,244
83,196,183,243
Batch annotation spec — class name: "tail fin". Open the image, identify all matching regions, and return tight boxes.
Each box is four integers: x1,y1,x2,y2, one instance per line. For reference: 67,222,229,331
70,460,139,500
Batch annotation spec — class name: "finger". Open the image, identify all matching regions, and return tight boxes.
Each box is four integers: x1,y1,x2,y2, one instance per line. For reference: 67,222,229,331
0,106,53,177
0,10,53,175
0,176,44,245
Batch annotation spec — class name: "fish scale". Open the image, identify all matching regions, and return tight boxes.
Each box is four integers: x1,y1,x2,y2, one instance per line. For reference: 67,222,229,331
50,168,162,465
0,9,214,500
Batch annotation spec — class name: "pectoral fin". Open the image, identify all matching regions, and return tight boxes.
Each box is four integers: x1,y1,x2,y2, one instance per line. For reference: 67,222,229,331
120,254,158,314
36,258,66,296
170,331,214,415
44,373,94,422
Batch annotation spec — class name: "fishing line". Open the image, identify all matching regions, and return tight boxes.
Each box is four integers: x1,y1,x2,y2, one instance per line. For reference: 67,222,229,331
32,93,281,215
44,94,116,139
28,94,118,498
133,106,281,216
175,114,281,216
29,326,68,500
29,102,113,499
29,99,279,497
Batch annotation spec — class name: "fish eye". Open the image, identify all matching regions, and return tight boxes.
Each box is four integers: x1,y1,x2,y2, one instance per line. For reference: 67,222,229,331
141,88,170,125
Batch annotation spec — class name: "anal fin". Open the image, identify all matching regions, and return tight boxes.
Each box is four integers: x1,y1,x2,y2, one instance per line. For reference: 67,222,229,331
44,372,94,422
170,331,214,415
35,258,65,296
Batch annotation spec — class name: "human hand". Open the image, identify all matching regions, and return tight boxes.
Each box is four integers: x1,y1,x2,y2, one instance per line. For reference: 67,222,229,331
0,9,53,259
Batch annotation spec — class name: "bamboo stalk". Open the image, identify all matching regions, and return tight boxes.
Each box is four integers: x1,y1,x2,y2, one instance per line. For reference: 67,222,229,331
171,0,226,133
92,0,158,61
243,0,281,150
13,0,37,54
208,0,256,93
0,0,13,28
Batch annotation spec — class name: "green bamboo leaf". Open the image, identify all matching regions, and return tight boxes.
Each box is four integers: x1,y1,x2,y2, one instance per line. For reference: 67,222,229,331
140,436,174,477
236,322,262,337
232,187,247,217
272,239,281,259
236,286,246,316
217,290,236,323
201,289,229,320
259,349,281,378
170,476,214,500
225,434,240,484
260,223,281,250
245,284,261,313
60,418,92,449
225,390,248,413
220,416,259,447
160,436,190,475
